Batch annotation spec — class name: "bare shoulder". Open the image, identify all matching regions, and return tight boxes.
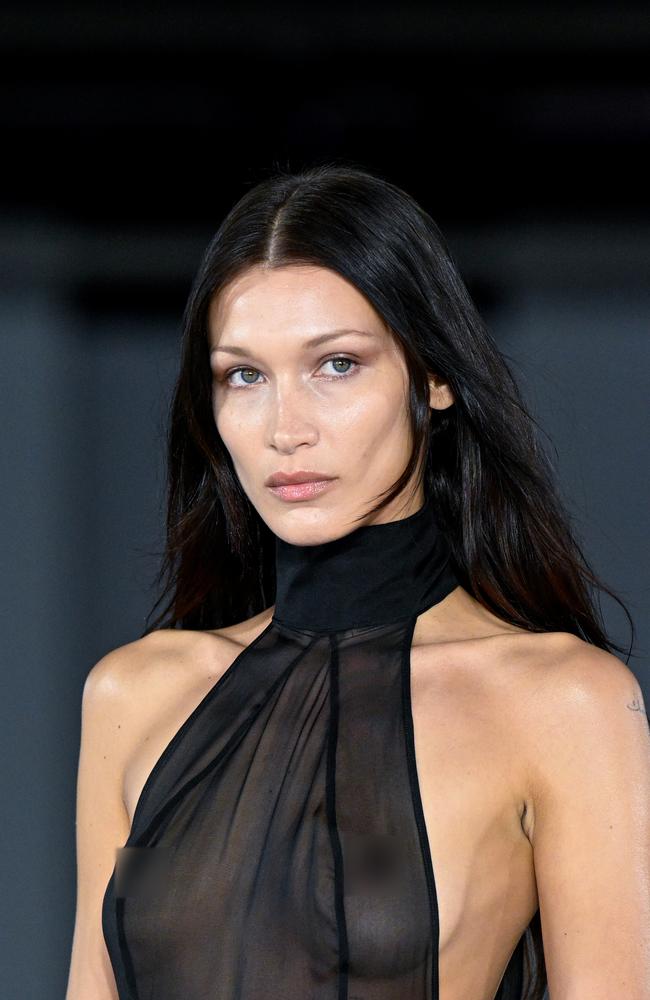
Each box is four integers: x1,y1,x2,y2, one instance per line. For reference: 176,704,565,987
497,631,649,837
86,606,273,701
87,610,275,823
84,611,272,770
84,628,222,717
464,626,638,697
501,630,646,721
69,622,269,1000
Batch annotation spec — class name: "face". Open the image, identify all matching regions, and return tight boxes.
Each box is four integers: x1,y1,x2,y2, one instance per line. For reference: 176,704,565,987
208,264,453,545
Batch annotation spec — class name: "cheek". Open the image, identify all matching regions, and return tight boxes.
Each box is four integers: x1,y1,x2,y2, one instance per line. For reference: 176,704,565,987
214,421,252,483
335,389,409,456
212,398,269,483
212,395,244,454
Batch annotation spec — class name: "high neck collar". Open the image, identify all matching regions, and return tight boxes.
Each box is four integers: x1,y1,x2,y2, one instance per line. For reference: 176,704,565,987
271,490,458,632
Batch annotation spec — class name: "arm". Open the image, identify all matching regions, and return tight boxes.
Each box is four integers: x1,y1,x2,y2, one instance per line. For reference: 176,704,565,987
65,647,136,1000
527,638,650,999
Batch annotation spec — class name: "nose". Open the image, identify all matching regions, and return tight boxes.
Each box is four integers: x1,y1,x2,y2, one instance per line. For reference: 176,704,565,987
266,382,319,453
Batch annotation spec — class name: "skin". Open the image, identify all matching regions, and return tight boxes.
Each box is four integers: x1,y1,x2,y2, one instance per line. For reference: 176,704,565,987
207,263,534,654
207,263,454,543
206,262,526,650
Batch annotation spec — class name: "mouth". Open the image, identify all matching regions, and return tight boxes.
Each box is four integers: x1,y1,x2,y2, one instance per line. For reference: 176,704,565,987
267,479,336,502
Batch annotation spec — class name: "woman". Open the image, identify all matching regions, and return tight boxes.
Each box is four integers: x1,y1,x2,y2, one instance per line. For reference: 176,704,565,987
66,164,650,1000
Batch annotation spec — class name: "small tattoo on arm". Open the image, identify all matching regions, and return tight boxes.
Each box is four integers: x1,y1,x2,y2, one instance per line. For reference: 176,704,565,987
626,694,647,716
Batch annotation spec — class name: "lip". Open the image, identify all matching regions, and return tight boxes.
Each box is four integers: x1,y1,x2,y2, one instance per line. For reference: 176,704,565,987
265,470,335,487
267,479,336,502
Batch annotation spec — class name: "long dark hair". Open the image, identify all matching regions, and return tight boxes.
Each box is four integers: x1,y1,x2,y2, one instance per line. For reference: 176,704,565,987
145,162,635,1000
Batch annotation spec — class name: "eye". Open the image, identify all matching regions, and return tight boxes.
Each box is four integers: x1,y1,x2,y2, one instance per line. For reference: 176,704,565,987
222,355,360,389
322,356,357,378
224,366,261,387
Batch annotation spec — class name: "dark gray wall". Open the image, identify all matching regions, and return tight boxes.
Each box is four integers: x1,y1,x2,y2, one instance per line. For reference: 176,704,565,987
497,283,649,660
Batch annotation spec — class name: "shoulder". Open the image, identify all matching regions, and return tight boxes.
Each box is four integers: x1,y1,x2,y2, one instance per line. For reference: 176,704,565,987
83,628,224,705
84,608,274,692
509,630,646,723
507,634,650,992
478,627,641,702
498,629,647,748
83,611,273,749
81,628,236,758
505,631,649,831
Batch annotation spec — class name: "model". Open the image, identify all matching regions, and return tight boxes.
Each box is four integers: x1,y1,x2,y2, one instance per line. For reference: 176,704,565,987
66,164,650,1000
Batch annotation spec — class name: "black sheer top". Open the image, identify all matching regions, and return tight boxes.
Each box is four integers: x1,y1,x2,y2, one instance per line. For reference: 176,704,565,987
102,492,529,998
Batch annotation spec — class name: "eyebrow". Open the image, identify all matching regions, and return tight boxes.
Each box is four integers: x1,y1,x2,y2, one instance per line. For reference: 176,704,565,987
210,328,378,357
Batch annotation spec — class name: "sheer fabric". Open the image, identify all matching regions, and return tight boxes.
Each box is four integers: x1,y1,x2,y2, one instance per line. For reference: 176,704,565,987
102,493,528,998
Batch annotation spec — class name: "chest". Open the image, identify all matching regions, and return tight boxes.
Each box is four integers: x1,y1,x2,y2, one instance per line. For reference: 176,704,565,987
123,633,536,962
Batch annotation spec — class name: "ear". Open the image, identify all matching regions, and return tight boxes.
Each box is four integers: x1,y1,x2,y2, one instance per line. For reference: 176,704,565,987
428,372,455,410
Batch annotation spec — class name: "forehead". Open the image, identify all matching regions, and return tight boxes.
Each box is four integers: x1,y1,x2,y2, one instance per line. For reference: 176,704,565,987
207,265,387,343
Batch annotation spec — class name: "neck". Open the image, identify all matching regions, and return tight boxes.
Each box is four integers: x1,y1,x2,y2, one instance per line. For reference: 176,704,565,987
271,491,459,632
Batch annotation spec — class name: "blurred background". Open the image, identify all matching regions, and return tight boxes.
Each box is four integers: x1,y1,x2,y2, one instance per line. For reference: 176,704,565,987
1,3,648,996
